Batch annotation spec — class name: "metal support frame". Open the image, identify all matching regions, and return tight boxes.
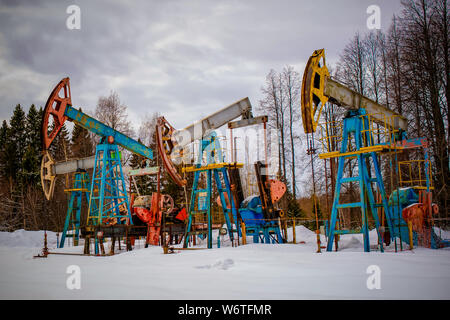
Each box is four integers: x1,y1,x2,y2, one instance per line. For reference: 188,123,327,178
326,110,392,252
183,132,240,249
87,143,132,230
60,170,93,248
238,161,284,245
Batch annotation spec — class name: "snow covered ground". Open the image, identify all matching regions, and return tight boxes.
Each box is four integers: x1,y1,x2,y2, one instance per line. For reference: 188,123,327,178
0,226,449,300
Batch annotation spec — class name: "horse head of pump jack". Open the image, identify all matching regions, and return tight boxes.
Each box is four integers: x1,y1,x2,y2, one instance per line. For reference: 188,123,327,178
40,77,154,200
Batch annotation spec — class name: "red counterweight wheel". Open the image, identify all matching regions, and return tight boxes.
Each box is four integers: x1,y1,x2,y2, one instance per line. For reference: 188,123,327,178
156,117,187,187
160,194,175,215
42,77,71,150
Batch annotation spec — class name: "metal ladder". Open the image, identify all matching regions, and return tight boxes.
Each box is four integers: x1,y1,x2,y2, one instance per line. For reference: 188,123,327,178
86,143,131,227
60,170,91,248
326,110,393,252
183,133,240,248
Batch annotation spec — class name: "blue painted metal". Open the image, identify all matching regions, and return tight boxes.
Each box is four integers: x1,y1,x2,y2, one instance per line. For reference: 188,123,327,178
183,132,240,248
60,171,93,248
389,187,450,249
87,143,132,232
327,110,392,252
65,105,153,160
238,196,283,244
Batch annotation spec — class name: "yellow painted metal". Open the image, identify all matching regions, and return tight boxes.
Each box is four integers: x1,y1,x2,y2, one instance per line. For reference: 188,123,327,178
317,110,409,162
398,159,433,190
241,222,247,245
301,49,330,133
318,145,403,160
317,118,342,153
292,218,296,244
182,162,244,173
64,188,89,193
301,49,408,134
408,220,414,250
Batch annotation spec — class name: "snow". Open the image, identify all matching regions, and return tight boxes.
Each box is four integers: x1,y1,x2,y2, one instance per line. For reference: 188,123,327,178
0,229,58,248
0,227,450,299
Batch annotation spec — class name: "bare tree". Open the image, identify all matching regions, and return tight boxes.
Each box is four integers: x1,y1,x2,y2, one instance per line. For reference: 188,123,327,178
282,65,301,198
336,33,367,95
259,70,284,178
95,91,135,163
95,91,134,137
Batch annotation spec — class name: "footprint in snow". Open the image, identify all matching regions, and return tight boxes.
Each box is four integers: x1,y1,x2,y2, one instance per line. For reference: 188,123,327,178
196,258,234,270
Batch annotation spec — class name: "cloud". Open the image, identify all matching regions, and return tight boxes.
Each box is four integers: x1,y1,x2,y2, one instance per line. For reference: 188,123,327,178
0,0,402,130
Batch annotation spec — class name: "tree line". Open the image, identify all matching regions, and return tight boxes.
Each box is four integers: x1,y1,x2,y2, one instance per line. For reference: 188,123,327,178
0,103,95,231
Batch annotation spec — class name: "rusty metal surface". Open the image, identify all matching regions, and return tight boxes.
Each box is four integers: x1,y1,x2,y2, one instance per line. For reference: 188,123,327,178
42,77,71,150
53,155,96,175
155,116,187,187
123,166,159,176
156,98,258,186
324,78,407,130
40,151,56,200
40,153,96,200
173,97,252,148
268,179,286,203
301,49,407,133
300,49,330,134
227,115,267,129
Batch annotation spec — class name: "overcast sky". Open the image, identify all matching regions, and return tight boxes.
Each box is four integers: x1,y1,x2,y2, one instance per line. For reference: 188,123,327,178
0,0,403,131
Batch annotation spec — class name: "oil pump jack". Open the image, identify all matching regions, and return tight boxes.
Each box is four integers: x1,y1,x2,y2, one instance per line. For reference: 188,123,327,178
156,98,287,248
41,77,162,254
300,49,447,252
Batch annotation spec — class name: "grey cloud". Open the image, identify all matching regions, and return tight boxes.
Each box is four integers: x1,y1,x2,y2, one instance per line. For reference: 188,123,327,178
0,0,402,128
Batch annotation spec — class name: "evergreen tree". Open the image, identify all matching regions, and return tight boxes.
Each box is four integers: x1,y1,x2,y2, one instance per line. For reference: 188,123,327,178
0,120,9,181
22,105,42,184
7,105,27,189
25,105,42,155
50,123,71,162
287,198,305,219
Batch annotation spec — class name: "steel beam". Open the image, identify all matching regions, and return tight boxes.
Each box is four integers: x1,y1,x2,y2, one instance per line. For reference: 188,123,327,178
324,78,407,131
172,97,252,148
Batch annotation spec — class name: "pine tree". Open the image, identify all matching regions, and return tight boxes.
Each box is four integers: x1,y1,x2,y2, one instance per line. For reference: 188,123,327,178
22,105,42,184
7,105,27,189
0,120,9,181
50,123,71,162
287,198,305,219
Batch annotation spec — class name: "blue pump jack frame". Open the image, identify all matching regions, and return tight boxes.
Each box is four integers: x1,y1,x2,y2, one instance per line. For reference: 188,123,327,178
60,170,93,248
87,143,131,228
183,132,240,249
327,110,393,252
65,105,153,160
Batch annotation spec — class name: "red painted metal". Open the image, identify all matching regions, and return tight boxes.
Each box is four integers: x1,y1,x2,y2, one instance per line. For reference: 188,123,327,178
269,179,286,203
160,194,174,214
155,116,187,186
175,208,188,221
132,192,174,245
402,191,438,234
42,77,71,150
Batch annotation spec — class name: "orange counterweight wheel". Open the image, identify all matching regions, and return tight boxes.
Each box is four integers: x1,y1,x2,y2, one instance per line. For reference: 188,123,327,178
42,77,71,150
155,116,187,187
